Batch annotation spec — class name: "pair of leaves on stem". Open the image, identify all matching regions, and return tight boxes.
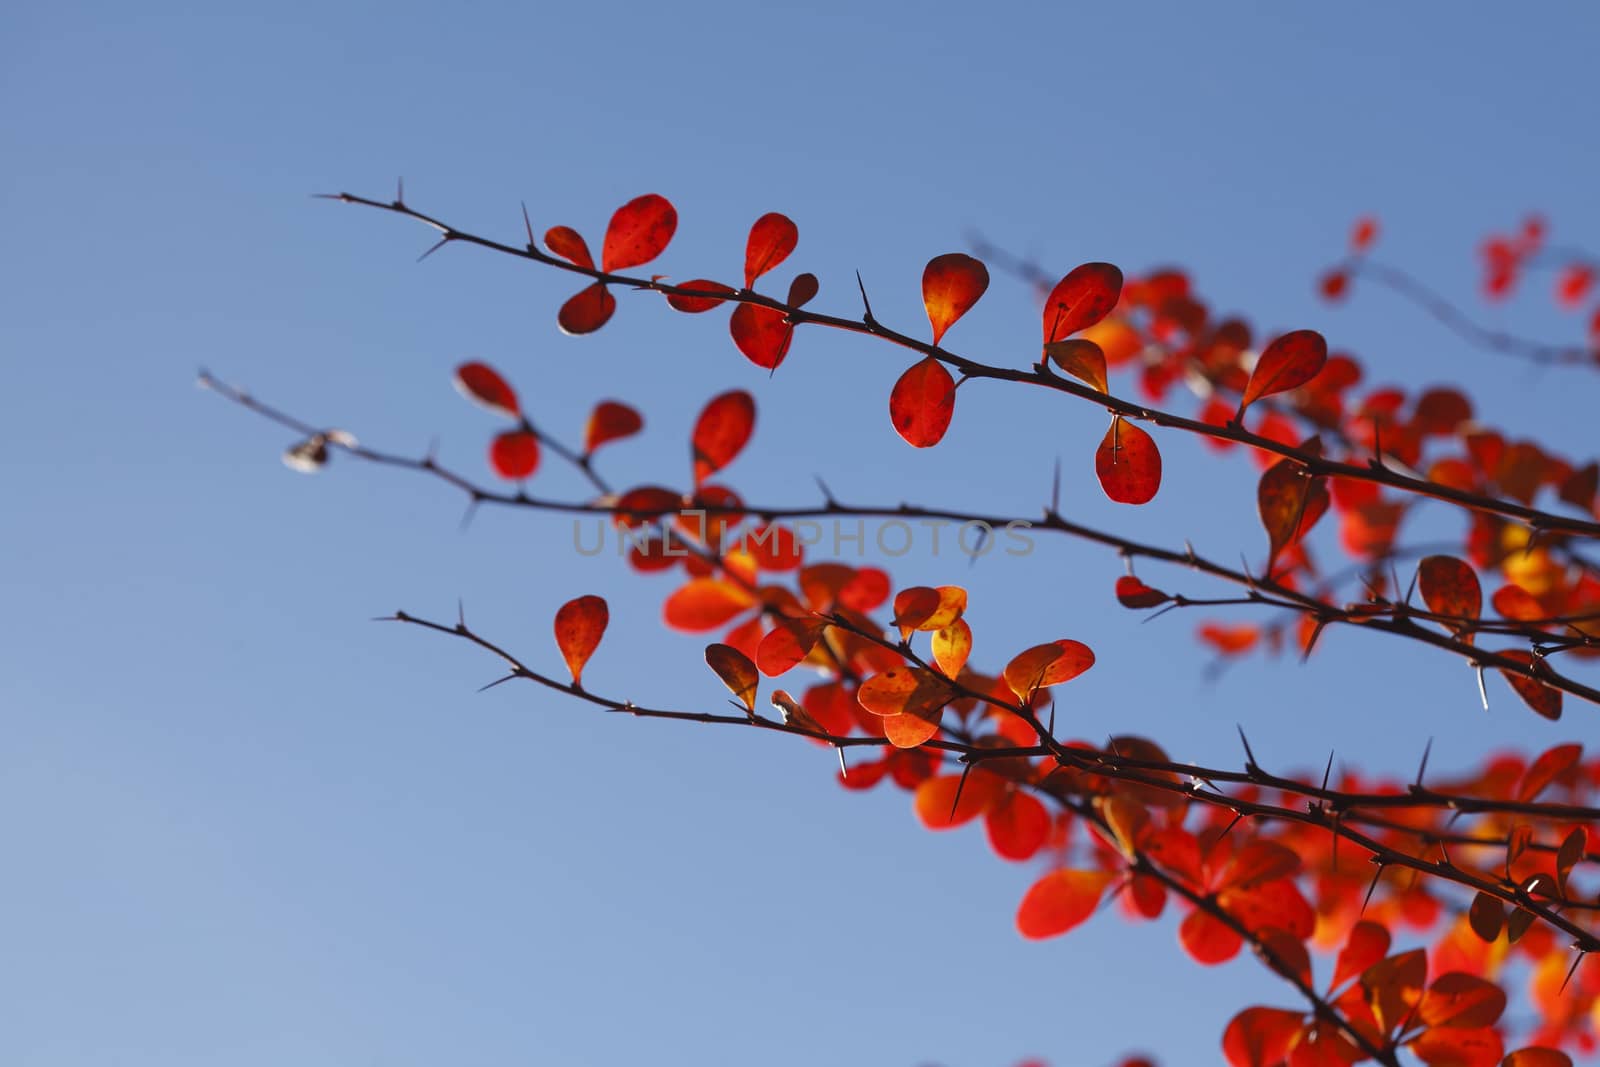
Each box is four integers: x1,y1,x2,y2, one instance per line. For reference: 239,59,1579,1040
549,194,679,336
454,361,645,481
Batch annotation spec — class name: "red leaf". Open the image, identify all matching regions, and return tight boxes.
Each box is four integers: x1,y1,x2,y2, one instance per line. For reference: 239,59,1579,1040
787,272,819,307
1015,869,1114,939
916,771,1004,829
1258,459,1329,569
1043,262,1123,342
889,356,956,447
1502,1049,1573,1067
1418,555,1482,624
1096,417,1162,504
756,616,825,676
1180,908,1243,964
1418,972,1507,1030
1332,921,1391,991
1115,575,1169,608
1351,216,1379,252
544,226,594,269
1517,743,1582,802
558,282,616,335
1408,1027,1502,1067
666,279,736,313
692,389,756,484
601,194,677,272
729,302,794,369
1497,650,1562,720
453,362,519,417
553,595,608,685
584,400,644,453
1557,264,1594,308
922,253,989,345
1222,1006,1304,1067
1240,330,1328,413
744,212,799,287
489,429,540,480
986,791,1050,860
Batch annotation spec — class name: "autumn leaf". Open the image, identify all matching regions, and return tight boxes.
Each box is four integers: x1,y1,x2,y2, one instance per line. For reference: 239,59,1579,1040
1015,869,1115,939
489,429,540,480
1418,555,1482,625
1497,650,1561,720
666,280,735,313
1258,459,1329,570
1221,1006,1303,1067
1043,262,1123,343
602,194,677,272
558,282,616,335
554,595,608,685
1096,417,1162,504
1045,338,1108,391
745,212,799,287
1115,576,1169,609
1003,640,1094,700
1239,330,1328,414
453,362,519,417
921,253,989,345
931,618,972,678
692,390,756,484
584,400,644,453
889,356,956,448
544,226,594,268
729,302,794,369
705,643,759,713
663,578,756,631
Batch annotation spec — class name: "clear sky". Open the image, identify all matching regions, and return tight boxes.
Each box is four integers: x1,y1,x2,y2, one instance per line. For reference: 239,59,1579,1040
5,4,1600,1065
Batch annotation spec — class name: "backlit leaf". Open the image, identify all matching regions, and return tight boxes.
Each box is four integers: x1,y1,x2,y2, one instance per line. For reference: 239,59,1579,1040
1468,892,1504,942
1497,650,1562,720
1015,869,1114,939
1408,1027,1502,1067
663,578,756,632
558,282,616,335
584,400,644,453
891,585,967,635
857,666,954,721
922,253,989,345
745,212,799,287
705,642,759,713
1419,555,1482,624
453,362,519,417
554,595,608,685
931,618,972,678
1557,827,1584,897
1240,330,1328,413
1502,1048,1574,1067
756,615,826,676
1043,263,1123,342
1333,921,1392,991
1003,640,1094,700
787,272,819,307
915,771,1004,829
889,356,956,447
544,226,594,269
666,279,736,313
1096,418,1162,504
1180,908,1243,964
1517,743,1581,802
986,791,1050,860
601,193,677,272
1221,1006,1303,1067
1045,338,1108,391
729,302,794,369
1115,576,1169,608
1360,949,1427,1035
1418,972,1507,1030
692,390,756,484
1258,459,1330,569
489,429,541,480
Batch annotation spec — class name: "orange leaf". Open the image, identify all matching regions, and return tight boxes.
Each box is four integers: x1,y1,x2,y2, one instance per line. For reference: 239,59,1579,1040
666,279,735,313
1418,555,1482,624
1015,869,1114,939
728,301,794,369
889,356,956,447
921,252,989,345
891,585,967,635
558,282,616,335
882,711,943,749
931,618,972,678
1096,418,1162,504
692,389,756,484
1491,584,1544,622
1221,1006,1304,1067
1517,743,1582,802
857,666,954,721
1223,840,1301,890
489,430,540,480
1043,262,1123,342
1240,329,1328,413
453,362,519,417
584,400,643,453
705,642,759,713
544,225,594,268
1199,623,1259,656
553,595,608,685
915,771,1004,829
1045,338,1108,391
1360,949,1427,1035
1501,1049,1573,1067
756,616,826,676
663,578,756,632
601,193,677,272
1003,640,1094,700
985,791,1049,860
1180,908,1243,964
745,212,798,287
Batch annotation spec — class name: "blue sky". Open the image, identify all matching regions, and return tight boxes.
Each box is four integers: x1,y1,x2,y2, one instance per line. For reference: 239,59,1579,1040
4,4,1600,1065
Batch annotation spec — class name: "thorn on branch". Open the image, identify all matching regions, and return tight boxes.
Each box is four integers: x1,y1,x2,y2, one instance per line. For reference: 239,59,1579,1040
854,271,877,325
1236,724,1259,770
